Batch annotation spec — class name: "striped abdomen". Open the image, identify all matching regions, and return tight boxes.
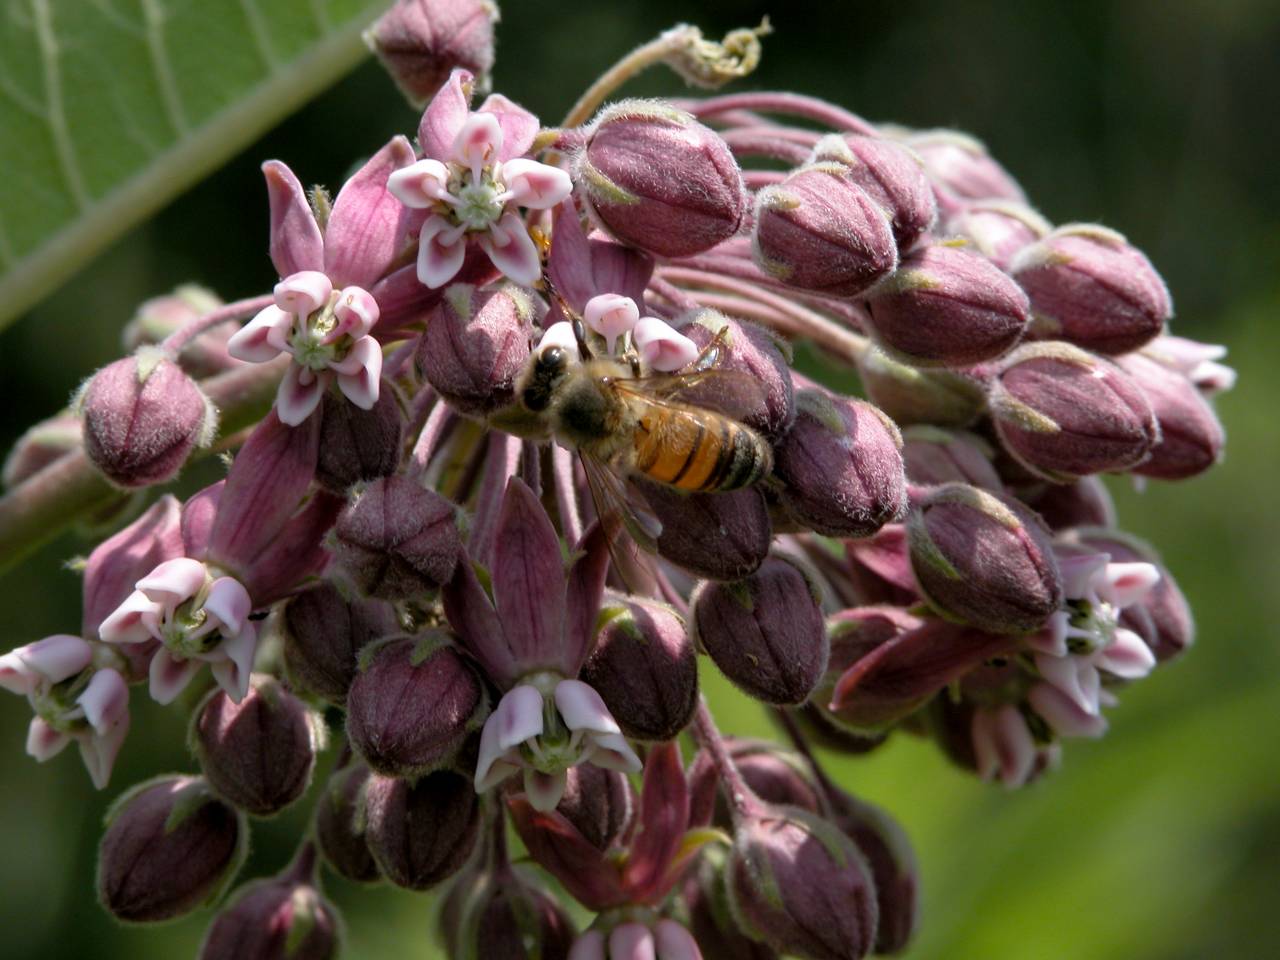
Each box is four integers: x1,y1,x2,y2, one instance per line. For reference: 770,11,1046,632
632,403,772,492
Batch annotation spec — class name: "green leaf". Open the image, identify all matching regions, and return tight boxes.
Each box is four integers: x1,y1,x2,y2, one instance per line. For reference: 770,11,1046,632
0,0,387,330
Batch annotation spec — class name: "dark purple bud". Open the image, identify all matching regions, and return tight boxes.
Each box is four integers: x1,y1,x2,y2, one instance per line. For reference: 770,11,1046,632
641,481,772,581
191,675,322,817
76,350,216,488
904,129,1026,209
364,0,498,108
789,704,891,757
98,775,247,923
364,769,481,890
856,346,986,428
445,865,577,960
989,342,1160,481
907,484,1063,633
1015,476,1116,531
681,310,796,441
199,848,340,960
579,100,747,257
775,390,906,538
2,412,81,488
555,763,637,853
683,849,781,960
330,475,462,599
282,582,399,706
900,426,1001,490
945,200,1051,270
580,595,698,742
315,761,381,883
1115,352,1224,480
1012,224,1172,354
753,163,898,297
811,133,937,249
689,739,823,829
417,283,535,417
316,383,404,493
823,788,918,955
727,804,878,960
865,242,1031,367
346,632,488,778
692,554,828,705
124,285,239,378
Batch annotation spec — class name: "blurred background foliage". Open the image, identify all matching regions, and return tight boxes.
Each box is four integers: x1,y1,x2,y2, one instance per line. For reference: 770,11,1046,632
1,1,1278,957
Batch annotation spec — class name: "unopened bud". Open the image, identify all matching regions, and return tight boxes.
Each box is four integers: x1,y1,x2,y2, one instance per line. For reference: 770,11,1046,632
76,349,216,488
2,412,81,488
1011,224,1171,354
692,554,828,705
555,763,637,852
902,128,1026,210
857,346,986,427
865,242,1031,367
683,846,781,960
946,200,1051,270
446,865,578,960
364,0,499,107
346,632,487,778
689,738,823,828
641,481,772,581
1015,476,1116,531
98,775,247,923
680,310,796,440
124,285,238,377
282,582,399,706
989,342,1159,481
907,484,1062,633
753,163,898,297
775,390,906,538
364,769,481,890
417,283,535,417
1114,352,1224,480
316,384,404,493
901,426,1001,489
580,595,697,741
578,100,747,258
330,475,462,599
191,674,322,817
811,133,937,249
314,761,381,883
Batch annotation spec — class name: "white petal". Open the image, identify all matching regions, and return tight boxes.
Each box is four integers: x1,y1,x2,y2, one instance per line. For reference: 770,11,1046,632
331,286,380,341
97,590,164,645
1028,683,1108,739
633,316,699,372
1023,613,1069,658
495,684,545,750
26,717,72,762
276,363,328,426
387,159,452,208
554,679,620,735
148,648,202,705
136,557,207,608
77,711,129,790
654,919,703,960
417,215,468,288
1096,628,1156,680
1098,562,1161,609
1057,553,1110,600
1035,653,1099,716
501,158,573,209
452,112,504,173
210,625,258,703
203,577,253,636
568,931,607,960
523,768,567,812
227,305,291,362
480,212,542,287
610,923,657,960
583,294,639,355
536,321,579,355
274,270,332,316
587,732,642,773
991,705,1037,788
0,634,92,694
474,715,522,792
333,337,383,410
76,669,129,733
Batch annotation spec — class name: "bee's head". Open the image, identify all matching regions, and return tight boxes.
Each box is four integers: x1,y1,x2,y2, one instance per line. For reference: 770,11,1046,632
521,343,572,412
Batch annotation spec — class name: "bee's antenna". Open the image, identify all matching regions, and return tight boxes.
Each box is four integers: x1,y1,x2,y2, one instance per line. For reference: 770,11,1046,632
539,271,594,362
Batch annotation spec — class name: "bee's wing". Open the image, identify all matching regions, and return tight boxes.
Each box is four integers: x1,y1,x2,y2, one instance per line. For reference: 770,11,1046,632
579,451,662,595
611,367,769,423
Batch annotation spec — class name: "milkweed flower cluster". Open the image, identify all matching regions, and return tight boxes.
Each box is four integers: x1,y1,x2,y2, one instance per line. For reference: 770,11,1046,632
0,2,1231,958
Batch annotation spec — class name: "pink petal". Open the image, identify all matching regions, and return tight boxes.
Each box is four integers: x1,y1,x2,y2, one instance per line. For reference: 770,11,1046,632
633,317,699,372
1028,683,1109,739
77,711,129,790
474,714,522,792
330,286,380,342
387,158,452,208
0,634,92,694
209,625,258,704
568,931,607,960
586,732,642,773
451,111,504,173
478,92,541,161
275,364,329,426
325,135,418,289
554,679,620,735
1098,562,1161,609
262,160,324,277
1057,553,1110,600
1035,654,1100,716
536,321,579,355
97,590,163,645
583,293,639,354
479,211,541,286
1096,628,1156,680
203,577,253,635
523,768,568,813
418,68,474,163
76,668,129,733
972,706,1036,788
654,920,704,960
501,158,573,210
26,717,71,762
609,923,657,960
1023,613,1070,658
546,203,596,312
136,557,207,608
82,495,184,638
148,648,202,705
227,306,292,363
417,215,468,288
273,270,333,317
332,337,384,410
495,684,545,751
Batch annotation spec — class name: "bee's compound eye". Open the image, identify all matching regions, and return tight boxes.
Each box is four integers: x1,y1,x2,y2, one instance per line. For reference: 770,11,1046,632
539,345,568,371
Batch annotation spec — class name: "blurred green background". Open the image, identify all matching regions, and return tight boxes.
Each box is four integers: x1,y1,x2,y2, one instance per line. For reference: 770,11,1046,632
2,1,1278,957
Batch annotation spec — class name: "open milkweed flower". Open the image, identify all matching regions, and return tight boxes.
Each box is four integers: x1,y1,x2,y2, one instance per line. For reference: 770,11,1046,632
388,68,572,288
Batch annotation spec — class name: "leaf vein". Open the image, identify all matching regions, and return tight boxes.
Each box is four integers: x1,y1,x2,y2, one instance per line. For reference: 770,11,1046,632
31,0,92,211
141,0,189,136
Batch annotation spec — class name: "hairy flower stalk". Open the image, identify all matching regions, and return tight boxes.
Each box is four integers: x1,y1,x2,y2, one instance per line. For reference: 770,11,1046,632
0,9,1233,960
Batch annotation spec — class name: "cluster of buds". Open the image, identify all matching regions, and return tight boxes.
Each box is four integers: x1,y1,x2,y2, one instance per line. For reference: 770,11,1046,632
0,4,1230,959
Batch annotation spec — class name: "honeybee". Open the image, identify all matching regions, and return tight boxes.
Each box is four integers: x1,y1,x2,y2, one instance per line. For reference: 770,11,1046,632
517,296,773,548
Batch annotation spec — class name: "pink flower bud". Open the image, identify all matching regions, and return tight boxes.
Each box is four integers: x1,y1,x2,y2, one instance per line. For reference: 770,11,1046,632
282,582,399,705
753,163,898,297
1011,224,1172,354
578,100,747,258
97,775,247,922
907,484,1063,633
346,632,487,778
191,675,322,817
1015,476,1116,531
76,349,216,488
417,283,536,416
1114,352,1224,480
330,475,462,599
774,390,906,538
811,133,937,249
989,342,1160,481
900,426,1002,490
692,554,828,705
580,595,698,741
124,285,239,377
865,242,1031,367
689,739,823,828
946,200,1051,270
2,412,82,488
444,865,578,960
727,805,878,960
640,482,772,581
554,763,637,853
364,0,498,108
314,761,381,883
315,384,404,493
856,346,986,428
904,129,1026,209
364,769,481,890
